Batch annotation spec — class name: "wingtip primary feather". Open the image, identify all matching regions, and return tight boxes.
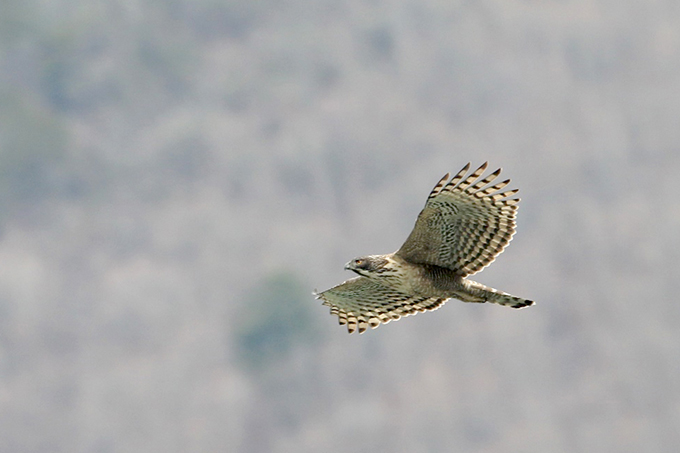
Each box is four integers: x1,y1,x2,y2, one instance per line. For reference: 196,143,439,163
441,163,471,193
468,167,502,194
428,173,451,199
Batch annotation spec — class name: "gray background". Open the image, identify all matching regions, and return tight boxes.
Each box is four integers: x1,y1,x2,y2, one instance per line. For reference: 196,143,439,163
0,0,678,452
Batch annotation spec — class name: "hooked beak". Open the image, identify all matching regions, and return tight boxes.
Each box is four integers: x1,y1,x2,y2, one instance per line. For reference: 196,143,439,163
344,261,352,270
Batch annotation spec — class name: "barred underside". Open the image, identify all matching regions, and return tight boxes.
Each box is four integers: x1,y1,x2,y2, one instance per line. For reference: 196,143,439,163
315,277,447,334
396,162,520,277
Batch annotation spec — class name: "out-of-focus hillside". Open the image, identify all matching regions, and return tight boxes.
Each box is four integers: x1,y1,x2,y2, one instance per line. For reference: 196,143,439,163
0,0,678,452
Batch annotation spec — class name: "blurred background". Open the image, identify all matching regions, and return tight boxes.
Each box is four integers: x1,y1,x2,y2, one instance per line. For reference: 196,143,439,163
1,0,679,452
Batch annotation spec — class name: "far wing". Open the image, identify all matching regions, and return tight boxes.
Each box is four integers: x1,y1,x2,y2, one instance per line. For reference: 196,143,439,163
395,162,520,276
315,277,447,334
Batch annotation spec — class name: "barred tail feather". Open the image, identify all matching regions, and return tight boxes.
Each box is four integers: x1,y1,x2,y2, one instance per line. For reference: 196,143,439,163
462,280,534,309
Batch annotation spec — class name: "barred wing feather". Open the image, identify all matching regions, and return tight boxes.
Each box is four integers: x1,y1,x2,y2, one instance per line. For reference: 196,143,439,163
315,277,447,334
396,162,520,277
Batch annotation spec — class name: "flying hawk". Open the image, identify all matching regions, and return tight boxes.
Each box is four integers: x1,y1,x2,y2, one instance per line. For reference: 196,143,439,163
316,162,534,334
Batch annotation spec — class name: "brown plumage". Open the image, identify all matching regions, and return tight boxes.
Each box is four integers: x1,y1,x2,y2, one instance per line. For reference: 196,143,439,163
316,162,534,334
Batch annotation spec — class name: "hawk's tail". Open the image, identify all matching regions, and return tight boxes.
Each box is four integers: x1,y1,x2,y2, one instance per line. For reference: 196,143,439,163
462,279,534,309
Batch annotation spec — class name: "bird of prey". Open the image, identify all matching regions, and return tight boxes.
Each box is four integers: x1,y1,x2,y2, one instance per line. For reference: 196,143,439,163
316,162,534,334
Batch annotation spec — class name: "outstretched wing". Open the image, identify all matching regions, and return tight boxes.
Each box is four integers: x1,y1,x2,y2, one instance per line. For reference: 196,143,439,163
315,277,447,334
396,162,520,277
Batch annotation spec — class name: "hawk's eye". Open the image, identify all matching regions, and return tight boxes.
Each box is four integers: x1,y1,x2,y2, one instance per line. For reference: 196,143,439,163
355,259,364,267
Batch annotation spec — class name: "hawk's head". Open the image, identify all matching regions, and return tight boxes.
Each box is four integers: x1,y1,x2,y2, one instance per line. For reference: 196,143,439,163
344,255,389,277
